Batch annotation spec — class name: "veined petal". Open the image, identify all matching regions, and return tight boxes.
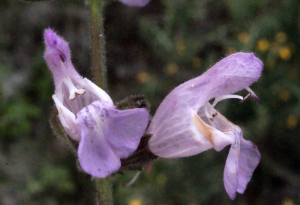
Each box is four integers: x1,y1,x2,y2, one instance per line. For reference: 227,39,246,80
119,0,149,7
223,132,260,199
44,28,81,87
78,78,112,103
236,138,261,193
148,107,234,158
77,101,149,178
105,105,150,158
148,53,263,148
52,94,80,141
193,52,263,107
148,108,212,158
44,29,113,105
78,124,121,178
147,52,262,199
223,136,240,200
77,101,121,178
193,113,234,151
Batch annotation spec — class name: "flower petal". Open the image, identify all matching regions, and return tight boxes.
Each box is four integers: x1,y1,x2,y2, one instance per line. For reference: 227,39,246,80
223,135,260,199
159,52,263,112
148,108,212,158
119,0,149,7
193,113,234,151
78,78,112,103
77,100,149,178
237,139,261,194
78,125,120,178
197,52,263,105
77,101,120,178
147,52,263,156
52,94,81,141
223,137,240,200
44,28,81,87
105,106,150,158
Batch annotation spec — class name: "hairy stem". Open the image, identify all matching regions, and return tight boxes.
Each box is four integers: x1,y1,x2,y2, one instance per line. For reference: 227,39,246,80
89,0,108,90
94,177,113,205
88,0,113,204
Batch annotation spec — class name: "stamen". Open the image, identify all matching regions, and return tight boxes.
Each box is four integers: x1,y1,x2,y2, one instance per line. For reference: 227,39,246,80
240,93,251,103
203,103,214,121
212,95,243,107
246,87,259,102
210,111,218,121
63,77,86,100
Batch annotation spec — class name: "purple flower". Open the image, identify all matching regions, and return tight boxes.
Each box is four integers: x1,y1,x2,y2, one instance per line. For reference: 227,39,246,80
147,52,263,199
119,0,149,7
44,29,149,178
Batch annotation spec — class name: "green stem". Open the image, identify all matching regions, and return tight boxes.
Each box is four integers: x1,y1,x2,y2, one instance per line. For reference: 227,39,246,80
94,177,113,205
89,0,108,90
88,0,113,204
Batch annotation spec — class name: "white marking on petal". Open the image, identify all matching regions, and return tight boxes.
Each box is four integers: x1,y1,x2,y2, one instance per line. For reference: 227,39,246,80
62,77,86,100
193,112,234,151
76,89,86,95
193,113,215,145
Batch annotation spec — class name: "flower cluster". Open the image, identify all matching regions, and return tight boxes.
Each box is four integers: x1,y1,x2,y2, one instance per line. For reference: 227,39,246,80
44,29,262,199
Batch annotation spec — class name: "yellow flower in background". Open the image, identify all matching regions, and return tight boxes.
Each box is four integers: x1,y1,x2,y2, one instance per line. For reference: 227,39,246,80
192,57,202,68
256,39,270,52
287,115,298,128
265,58,275,70
276,32,287,44
226,47,237,54
136,72,150,84
238,32,250,44
166,62,179,75
176,41,187,56
156,173,167,186
279,46,292,61
282,198,294,205
129,199,142,205
279,89,290,102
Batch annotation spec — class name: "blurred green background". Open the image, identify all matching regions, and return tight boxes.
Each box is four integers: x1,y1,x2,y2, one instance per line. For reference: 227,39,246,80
0,0,300,204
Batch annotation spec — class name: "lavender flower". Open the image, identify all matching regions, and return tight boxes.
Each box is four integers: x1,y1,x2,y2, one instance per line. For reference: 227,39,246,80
147,52,263,199
119,0,149,7
44,29,149,178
